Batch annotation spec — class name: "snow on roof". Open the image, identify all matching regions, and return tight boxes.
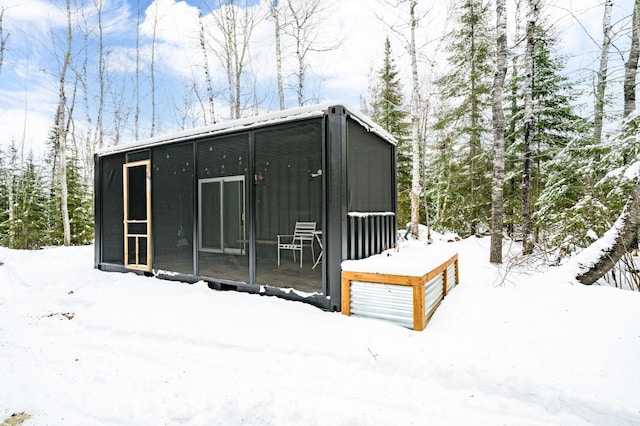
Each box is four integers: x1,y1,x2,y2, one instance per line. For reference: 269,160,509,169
96,102,396,157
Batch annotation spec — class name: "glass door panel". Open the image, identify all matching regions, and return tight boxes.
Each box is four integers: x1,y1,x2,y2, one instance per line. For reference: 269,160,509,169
199,176,245,255
223,178,245,253
200,180,222,252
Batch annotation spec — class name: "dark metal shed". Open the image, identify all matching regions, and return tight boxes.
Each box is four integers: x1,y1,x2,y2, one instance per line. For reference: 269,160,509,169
94,103,397,311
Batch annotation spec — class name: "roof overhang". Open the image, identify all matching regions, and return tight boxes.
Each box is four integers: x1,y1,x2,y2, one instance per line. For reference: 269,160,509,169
96,102,397,157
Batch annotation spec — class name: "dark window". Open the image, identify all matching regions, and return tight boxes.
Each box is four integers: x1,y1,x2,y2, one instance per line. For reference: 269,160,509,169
152,143,194,274
347,119,394,212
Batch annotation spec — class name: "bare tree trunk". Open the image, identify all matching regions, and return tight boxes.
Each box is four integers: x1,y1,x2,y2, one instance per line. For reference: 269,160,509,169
624,0,639,120
199,11,216,125
285,0,338,107
135,0,140,140
522,0,537,255
55,0,73,247
576,0,640,284
286,0,316,107
271,0,285,110
490,0,507,264
234,6,254,118
469,7,479,236
149,2,159,137
594,0,613,151
77,9,92,180
505,0,522,239
96,0,105,150
0,6,8,77
409,0,421,239
208,1,256,119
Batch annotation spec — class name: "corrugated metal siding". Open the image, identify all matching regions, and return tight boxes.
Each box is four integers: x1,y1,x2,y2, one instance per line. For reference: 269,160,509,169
424,274,444,322
347,213,397,260
349,281,414,328
446,262,457,293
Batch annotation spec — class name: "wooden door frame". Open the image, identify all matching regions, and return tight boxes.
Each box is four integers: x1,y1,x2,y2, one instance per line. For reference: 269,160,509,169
123,159,152,272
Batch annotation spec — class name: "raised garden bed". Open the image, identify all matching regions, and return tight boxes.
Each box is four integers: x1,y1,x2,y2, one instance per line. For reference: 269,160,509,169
341,242,459,331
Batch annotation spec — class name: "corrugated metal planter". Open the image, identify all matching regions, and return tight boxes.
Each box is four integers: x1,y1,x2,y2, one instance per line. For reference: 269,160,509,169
341,253,459,331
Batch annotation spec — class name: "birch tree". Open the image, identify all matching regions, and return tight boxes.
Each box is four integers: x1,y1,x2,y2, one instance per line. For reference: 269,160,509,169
624,1,639,120
0,6,8,77
199,11,216,125
490,0,507,263
148,0,160,137
95,0,105,150
376,0,429,238
408,0,421,238
206,0,257,119
52,0,74,247
576,0,640,284
521,0,538,255
135,0,140,140
270,0,285,109
284,0,339,106
594,0,613,151
504,0,523,238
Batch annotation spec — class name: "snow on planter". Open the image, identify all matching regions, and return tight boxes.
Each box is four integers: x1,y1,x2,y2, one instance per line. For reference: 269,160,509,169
341,241,459,331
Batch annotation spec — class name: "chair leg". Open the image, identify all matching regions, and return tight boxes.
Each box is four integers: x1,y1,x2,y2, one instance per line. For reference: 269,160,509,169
278,247,281,266
299,247,303,268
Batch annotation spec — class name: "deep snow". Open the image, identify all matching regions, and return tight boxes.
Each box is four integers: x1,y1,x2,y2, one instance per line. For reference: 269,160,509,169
1,237,639,425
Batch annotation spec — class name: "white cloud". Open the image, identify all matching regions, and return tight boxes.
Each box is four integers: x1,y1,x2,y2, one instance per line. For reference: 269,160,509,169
0,0,636,154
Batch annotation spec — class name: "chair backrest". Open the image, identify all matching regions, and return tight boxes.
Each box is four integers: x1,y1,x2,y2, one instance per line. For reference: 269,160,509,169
294,222,316,241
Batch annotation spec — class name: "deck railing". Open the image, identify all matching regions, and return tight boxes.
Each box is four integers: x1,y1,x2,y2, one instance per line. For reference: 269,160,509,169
347,212,396,260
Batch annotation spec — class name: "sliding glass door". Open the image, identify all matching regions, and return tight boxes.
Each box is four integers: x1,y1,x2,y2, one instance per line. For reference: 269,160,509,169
199,176,245,255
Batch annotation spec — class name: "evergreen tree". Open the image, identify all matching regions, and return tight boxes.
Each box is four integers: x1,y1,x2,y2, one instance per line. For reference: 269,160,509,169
66,155,94,245
505,22,591,249
46,151,94,246
370,37,411,226
0,147,9,245
9,151,48,249
431,0,494,236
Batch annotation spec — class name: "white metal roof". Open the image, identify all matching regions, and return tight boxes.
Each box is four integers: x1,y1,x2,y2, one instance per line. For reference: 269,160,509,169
96,102,396,157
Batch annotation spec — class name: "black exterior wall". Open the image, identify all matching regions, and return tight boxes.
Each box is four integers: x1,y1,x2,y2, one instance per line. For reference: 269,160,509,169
325,106,348,311
94,103,396,311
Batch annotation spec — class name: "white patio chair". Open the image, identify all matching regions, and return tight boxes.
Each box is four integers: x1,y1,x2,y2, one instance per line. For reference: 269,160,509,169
277,222,316,268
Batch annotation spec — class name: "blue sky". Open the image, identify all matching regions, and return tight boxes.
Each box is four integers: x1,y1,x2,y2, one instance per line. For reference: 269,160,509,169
0,0,635,155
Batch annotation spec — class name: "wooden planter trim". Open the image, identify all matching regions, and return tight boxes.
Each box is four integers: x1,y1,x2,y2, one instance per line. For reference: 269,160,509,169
341,253,459,331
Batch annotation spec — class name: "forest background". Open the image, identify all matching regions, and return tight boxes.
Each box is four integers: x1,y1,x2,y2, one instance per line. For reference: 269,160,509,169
0,0,637,283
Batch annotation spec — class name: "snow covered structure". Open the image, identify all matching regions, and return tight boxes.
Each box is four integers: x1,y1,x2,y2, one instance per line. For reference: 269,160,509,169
94,103,397,311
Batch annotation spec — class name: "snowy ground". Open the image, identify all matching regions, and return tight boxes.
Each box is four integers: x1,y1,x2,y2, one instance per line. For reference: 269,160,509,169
1,237,640,425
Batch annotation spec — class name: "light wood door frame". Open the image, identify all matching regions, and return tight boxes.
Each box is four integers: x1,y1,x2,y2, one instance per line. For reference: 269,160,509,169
123,160,152,271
